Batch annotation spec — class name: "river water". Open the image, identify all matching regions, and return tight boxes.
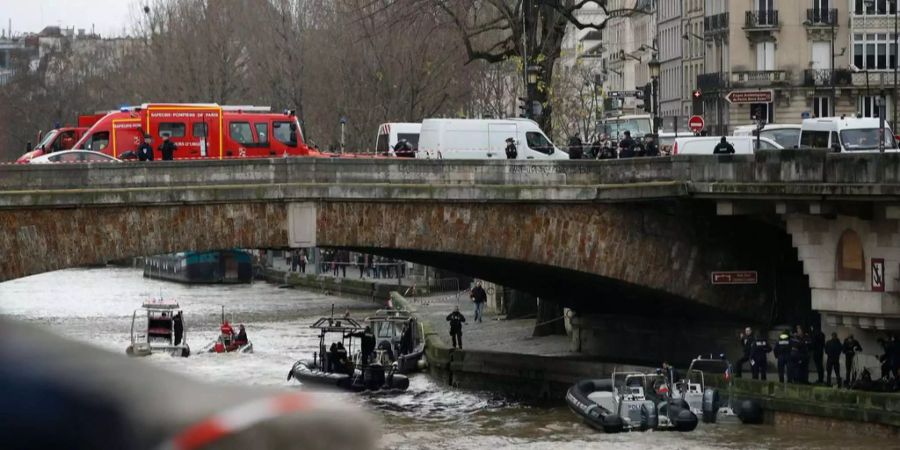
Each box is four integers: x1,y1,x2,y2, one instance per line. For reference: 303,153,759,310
0,267,887,449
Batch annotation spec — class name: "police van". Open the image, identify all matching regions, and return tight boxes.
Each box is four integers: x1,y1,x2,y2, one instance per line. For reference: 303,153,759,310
799,117,897,152
416,118,567,160
375,123,420,156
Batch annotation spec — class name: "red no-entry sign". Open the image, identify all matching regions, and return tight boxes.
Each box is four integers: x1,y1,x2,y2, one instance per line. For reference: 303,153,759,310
689,115,705,133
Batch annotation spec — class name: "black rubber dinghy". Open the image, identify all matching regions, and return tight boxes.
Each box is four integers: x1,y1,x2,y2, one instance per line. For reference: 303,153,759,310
566,379,626,433
288,360,409,392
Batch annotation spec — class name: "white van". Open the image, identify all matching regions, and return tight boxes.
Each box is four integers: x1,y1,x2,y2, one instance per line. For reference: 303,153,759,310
417,118,567,159
671,136,783,155
799,117,897,152
733,124,801,149
375,123,421,155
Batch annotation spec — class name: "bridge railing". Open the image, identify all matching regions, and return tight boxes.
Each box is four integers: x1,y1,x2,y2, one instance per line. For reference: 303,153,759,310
3,150,900,194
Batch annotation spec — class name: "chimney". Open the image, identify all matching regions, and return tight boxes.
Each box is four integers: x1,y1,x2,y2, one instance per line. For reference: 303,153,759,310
78,28,85,37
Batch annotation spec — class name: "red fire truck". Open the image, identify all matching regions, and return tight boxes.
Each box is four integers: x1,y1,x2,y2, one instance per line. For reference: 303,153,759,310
70,103,320,160
16,113,106,163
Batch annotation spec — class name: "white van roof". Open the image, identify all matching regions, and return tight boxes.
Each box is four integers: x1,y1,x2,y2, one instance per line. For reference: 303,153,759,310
801,117,887,130
378,123,421,134
734,124,801,132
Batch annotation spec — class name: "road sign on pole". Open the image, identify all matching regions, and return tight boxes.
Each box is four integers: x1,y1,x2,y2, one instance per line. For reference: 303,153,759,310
688,115,705,133
725,90,774,104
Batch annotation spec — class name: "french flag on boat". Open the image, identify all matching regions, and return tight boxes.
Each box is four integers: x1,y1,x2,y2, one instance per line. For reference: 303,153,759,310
724,365,732,382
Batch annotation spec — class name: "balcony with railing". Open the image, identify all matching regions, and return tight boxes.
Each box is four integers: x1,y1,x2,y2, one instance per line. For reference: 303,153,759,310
697,73,728,91
703,13,729,36
731,70,790,87
805,8,838,27
744,10,779,31
803,69,852,87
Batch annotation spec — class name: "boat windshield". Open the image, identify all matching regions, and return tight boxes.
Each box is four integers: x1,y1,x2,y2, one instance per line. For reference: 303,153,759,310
840,128,897,151
373,321,403,339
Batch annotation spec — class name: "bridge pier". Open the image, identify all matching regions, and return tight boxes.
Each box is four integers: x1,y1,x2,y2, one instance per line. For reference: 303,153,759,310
568,313,743,366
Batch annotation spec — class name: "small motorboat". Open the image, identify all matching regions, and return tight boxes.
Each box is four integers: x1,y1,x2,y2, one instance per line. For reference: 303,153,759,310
364,309,425,373
203,306,253,354
566,371,698,433
126,300,190,358
286,309,409,392
672,355,763,424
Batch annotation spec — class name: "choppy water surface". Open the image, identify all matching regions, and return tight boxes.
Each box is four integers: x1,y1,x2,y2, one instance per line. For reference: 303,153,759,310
0,268,889,449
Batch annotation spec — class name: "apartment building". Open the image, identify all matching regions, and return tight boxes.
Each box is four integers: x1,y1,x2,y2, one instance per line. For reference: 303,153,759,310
600,0,657,116
658,0,683,119
696,1,854,134
849,0,900,123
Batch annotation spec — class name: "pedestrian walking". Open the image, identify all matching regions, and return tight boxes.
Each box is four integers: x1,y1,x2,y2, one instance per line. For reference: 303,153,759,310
825,332,843,387
446,306,466,349
750,332,771,380
843,334,862,385
470,281,487,323
299,251,307,274
735,327,753,378
158,134,177,161
773,329,791,383
811,326,826,384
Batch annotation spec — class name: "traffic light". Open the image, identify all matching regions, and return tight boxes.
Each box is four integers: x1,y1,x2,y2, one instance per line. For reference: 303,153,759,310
691,89,704,116
518,97,529,118
641,83,653,113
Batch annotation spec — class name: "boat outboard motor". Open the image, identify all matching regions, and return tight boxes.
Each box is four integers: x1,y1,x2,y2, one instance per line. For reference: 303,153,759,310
737,399,764,424
701,387,720,423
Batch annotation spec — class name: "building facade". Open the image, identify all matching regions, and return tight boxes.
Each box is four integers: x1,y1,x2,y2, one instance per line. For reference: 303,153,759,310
659,0,683,119
600,0,658,116
697,1,854,134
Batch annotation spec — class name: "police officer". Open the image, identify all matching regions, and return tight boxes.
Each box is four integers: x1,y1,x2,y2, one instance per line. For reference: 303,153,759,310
713,136,735,154
799,326,812,384
504,137,518,159
789,328,809,384
350,326,376,366
567,135,583,159
773,330,791,383
644,134,660,157
750,332,772,380
618,131,636,158
810,326,826,384
158,134,177,161
843,334,862,385
137,135,153,161
825,332,843,387
394,139,414,158
735,327,753,378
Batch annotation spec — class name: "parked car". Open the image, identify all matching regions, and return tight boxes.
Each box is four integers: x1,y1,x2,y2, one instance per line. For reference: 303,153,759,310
28,150,123,164
671,136,783,155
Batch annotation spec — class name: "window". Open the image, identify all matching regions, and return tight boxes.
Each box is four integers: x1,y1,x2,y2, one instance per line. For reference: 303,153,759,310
836,229,865,282
526,132,555,155
397,133,419,150
840,128,896,151
229,122,254,144
858,96,884,118
854,0,896,15
86,132,109,151
800,130,829,148
750,103,774,123
375,134,389,153
756,139,778,150
255,123,268,145
273,121,297,146
192,123,208,138
756,41,775,71
852,33,898,70
158,122,186,138
813,96,831,118
761,129,801,148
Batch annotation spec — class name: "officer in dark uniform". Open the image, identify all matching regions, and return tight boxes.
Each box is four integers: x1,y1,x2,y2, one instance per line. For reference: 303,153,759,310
735,327,753,378
810,326,826,384
350,326,376,366
750,333,772,380
713,136,735,154
799,327,812,384
158,134,177,161
393,139,414,158
825,332,843,387
789,328,809,384
137,135,153,161
773,330,791,383
618,131,636,158
504,137,518,159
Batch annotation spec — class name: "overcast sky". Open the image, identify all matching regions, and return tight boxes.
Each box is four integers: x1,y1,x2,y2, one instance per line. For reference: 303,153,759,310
0,0,138,38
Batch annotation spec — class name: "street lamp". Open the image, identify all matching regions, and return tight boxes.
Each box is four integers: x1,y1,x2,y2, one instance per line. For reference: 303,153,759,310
649,57,661,135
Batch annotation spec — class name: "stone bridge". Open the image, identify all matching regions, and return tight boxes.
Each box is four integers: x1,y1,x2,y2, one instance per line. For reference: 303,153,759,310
3,151,900,363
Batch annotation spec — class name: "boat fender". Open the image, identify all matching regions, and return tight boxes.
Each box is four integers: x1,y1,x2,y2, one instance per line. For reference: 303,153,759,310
737,399,763,424
701,388,720,424
674,408,699,432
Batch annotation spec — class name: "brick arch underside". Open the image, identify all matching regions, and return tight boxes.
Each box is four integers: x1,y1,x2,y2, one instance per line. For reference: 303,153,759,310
317,201,785,320
1,201,797,322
